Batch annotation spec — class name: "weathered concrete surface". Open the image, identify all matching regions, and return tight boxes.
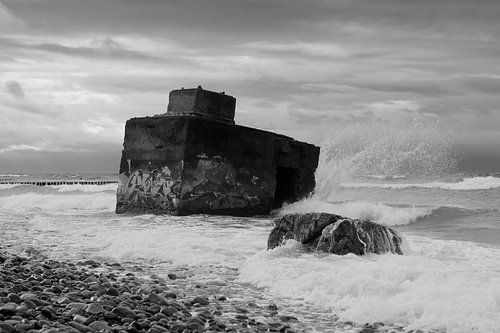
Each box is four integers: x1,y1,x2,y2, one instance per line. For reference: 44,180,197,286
268,213,403,255
167,86,236,124
116,87,320,216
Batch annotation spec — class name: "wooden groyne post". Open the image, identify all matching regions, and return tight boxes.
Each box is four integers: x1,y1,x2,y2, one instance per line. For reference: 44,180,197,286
0,180,118,186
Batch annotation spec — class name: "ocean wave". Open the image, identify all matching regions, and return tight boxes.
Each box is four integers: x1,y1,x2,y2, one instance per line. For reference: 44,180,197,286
280,199,432,226
240,237,500,333
342,176,500,191
366,174,407,180
315,122,456,197
0,192,115,212
50,183,118,192
0,183,117,192
0,184,23,190
97,218,268,268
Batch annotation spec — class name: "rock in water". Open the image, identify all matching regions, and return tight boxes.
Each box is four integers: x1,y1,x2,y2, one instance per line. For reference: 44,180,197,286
267,213,342,248
316,219,403,255
268,213,403,255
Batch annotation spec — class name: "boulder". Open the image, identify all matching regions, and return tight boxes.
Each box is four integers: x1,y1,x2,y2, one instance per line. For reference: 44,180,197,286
267,213,342,248
268,213,403,255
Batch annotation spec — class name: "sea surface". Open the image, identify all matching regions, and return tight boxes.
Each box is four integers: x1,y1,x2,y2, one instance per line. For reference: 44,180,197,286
1,126,500,332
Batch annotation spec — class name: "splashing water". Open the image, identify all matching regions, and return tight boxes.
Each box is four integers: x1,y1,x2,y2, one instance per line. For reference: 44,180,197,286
314,121,456,199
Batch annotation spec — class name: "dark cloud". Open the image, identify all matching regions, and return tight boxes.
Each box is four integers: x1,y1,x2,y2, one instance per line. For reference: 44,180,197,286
1,0,500,172
0,36,165,62
35,41,163,62
350,80,457,97
5,80,25,98
4,0,500,44
458,77,500,94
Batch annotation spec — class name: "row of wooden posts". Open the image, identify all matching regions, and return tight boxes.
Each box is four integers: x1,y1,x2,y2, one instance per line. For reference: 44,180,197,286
0,180,118,186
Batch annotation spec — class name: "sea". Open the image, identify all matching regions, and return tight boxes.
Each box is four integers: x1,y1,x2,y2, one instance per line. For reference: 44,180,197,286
1,124,499,333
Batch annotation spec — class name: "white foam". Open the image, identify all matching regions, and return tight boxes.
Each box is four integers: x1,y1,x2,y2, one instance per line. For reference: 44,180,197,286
97,216,269,267
0,184,22,190
50,183,118,192
343,176,500,191
240,237,500,333
0,183,117,192
366,174,407,180
280,199,431,226
0,192,115,212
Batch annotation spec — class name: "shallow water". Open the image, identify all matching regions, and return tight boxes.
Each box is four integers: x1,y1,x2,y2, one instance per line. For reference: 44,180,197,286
1,173,500,332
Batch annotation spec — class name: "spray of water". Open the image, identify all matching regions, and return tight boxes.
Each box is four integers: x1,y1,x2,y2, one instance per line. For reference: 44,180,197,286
314,121,456,199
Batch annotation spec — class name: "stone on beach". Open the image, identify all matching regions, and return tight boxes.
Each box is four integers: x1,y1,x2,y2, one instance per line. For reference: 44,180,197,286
0,248,308,333
268,212,403,255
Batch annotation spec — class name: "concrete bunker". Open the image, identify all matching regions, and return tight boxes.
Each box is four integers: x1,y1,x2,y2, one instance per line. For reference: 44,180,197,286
116,86,320,216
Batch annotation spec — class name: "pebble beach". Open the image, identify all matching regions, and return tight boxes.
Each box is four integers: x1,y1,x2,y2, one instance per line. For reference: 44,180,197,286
0,248,305,333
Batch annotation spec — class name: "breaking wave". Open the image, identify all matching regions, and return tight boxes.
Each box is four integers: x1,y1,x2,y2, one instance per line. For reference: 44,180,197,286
280,200,496,228
0,184,22,190
314,122,456,198
50,183,118,192
343,176,500,191
0,183,117,192
280,200,432,226
0,192,115,212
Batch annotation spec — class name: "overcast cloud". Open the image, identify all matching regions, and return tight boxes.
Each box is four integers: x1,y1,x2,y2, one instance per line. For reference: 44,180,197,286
1,0,499,173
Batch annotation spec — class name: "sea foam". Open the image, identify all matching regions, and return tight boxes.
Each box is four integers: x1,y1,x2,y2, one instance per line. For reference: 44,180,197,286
314,122,456,199
343,176,500,191
0,192,115,212
0,184,22,190
280,199,431,226
97,216,269,267
50,183,118,192
240,237,500,333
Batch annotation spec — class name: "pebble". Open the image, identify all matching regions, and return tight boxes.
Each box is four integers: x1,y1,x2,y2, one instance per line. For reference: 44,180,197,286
170,321,187,332
73,314,88,323
105,286,120,296
147,292,163,304
69,321,92,332
0,249,308,333
160,306,176,316
7,293,22,303
0,303,18,316
88,320,109,331
22,299,37,309
111,306,138,319
15,305,27,316
164,292,177,299
149,324,169,332
66,302,86,310
0,323,14,333
193,296,210,306
85,302,103,315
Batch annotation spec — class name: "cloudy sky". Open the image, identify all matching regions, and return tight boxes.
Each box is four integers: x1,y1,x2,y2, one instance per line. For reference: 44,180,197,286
1,0,500,173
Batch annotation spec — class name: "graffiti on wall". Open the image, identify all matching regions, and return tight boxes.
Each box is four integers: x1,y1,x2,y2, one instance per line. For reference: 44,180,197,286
117,162,183,211
116,154,274,213
181,153,272,210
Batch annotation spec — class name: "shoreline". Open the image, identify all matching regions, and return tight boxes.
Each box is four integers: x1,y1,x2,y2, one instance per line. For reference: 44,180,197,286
0,248,303,333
